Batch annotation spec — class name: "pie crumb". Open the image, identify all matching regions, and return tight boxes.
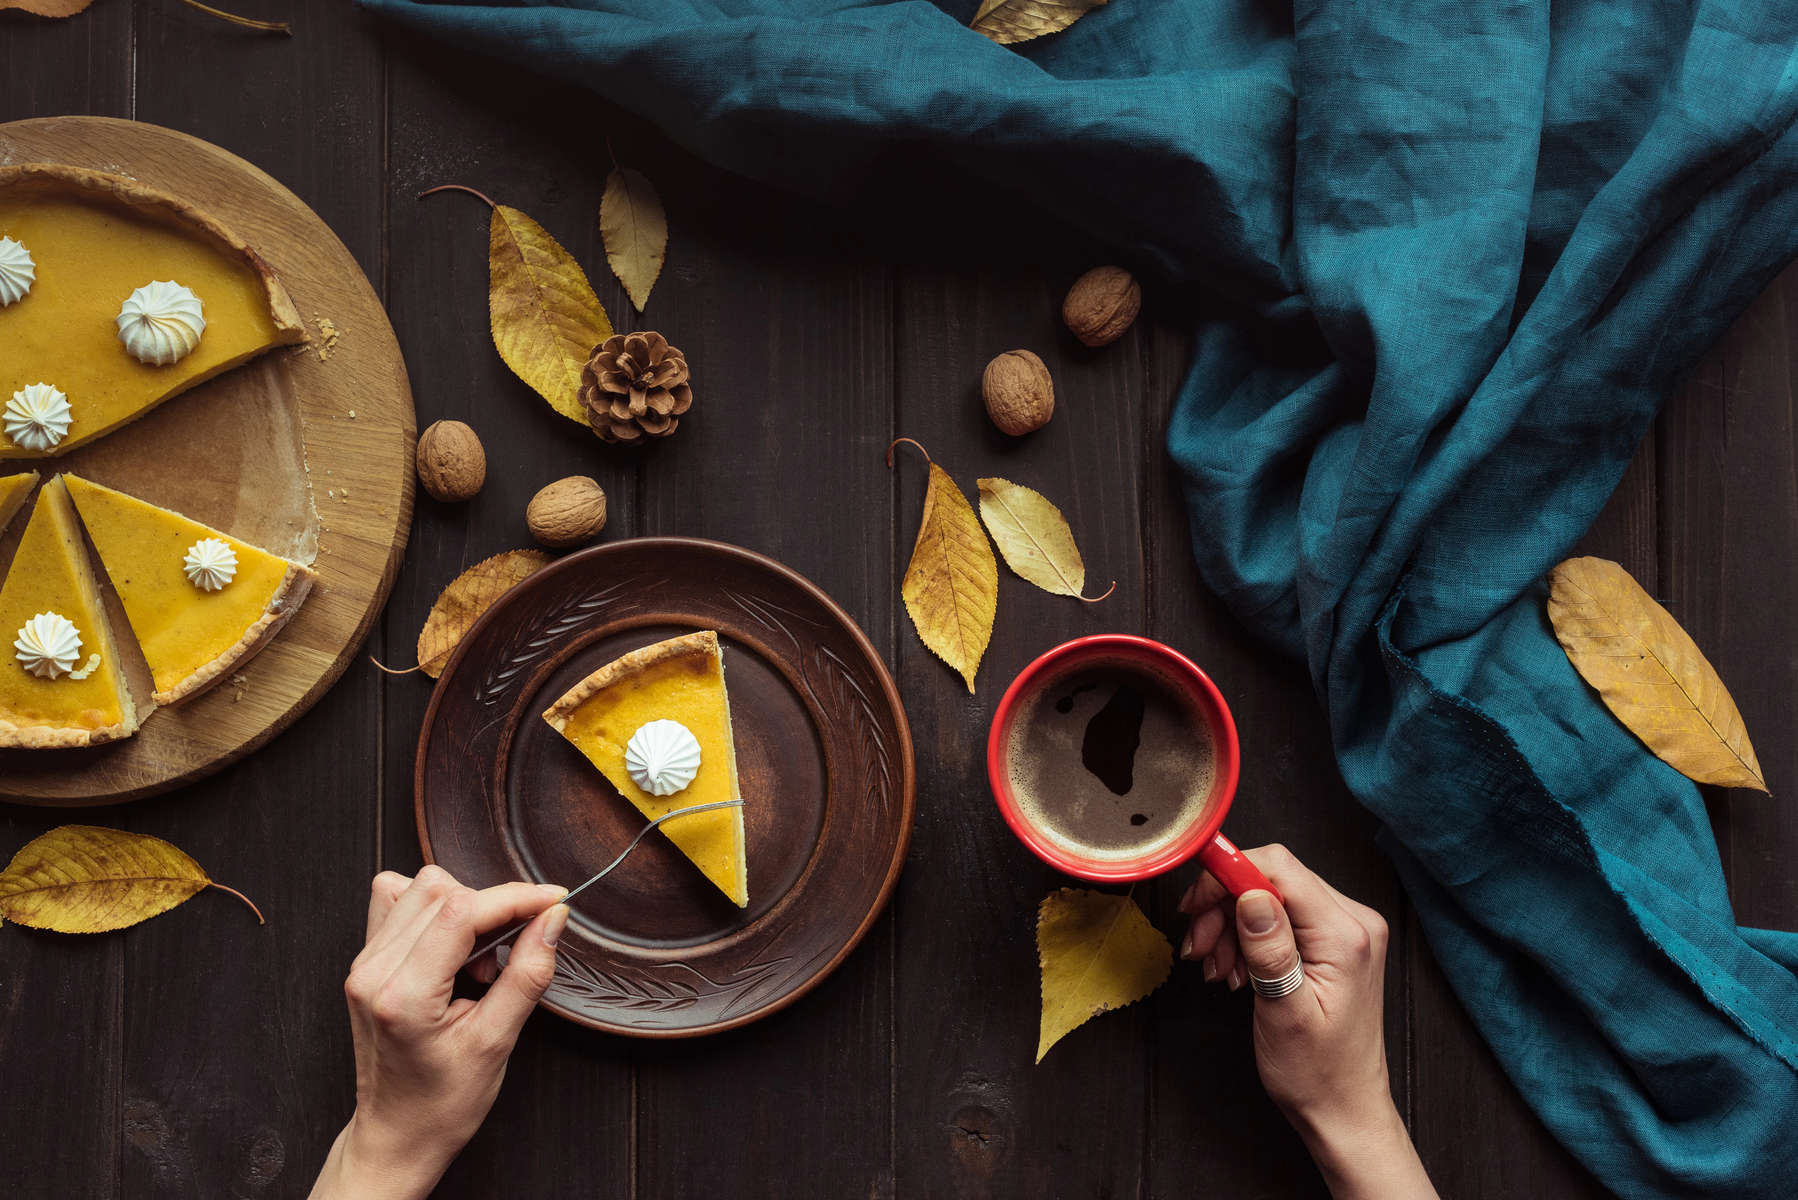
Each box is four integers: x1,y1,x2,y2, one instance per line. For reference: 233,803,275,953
313,315,340,361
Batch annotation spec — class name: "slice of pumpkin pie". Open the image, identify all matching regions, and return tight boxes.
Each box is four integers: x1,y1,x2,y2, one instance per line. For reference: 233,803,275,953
62,474,315,706
543,631,749,907
0,470,36,533
0,477,138,747
0,164,305,460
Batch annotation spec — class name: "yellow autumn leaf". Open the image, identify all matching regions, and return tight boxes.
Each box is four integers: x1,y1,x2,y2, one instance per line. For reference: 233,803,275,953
600,167,668,313
1037,888,1171,1062
889,439,997,692
417,550,554,679
0,0,94,15
1547,556,1766,791
420,184,614,425
977,477,1114,602
972,0,1107,45
0,826,263,933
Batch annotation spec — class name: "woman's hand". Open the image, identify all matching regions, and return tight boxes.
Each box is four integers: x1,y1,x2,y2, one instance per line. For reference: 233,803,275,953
1179,844,1437,1200
310,866,569,1200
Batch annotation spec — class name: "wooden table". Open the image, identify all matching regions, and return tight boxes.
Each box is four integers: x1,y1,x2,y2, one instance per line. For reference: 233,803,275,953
3,6,1790,1197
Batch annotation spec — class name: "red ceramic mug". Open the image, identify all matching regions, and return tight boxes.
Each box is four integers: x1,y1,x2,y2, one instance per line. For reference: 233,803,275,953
987,634,1279,900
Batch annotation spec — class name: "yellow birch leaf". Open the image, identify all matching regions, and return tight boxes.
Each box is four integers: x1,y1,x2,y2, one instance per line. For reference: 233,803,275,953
972,0,1106,45
0,826,263,933
0,0,96,15
489,203,614,424
600,167,668,313
1037,888,1172,1062
977,477,1115,602
889,439,997,692
1547,556,1766,791
417,550,554,679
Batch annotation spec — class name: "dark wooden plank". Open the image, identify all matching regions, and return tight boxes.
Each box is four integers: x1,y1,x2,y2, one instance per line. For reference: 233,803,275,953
890,248,1150,1199
1,13,134,1200
0,5,133,119
1401,411,1659,1200
1140,310,1399,1197
379,39,637,1197
625,142,899,1200
1662,267,1798,928
115,3,386,1195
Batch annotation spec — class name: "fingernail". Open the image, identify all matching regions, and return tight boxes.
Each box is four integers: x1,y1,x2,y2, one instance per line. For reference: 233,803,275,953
1229,964,1245,991
1237,891,1279,936
543,903,570,949
542,883,569,899
1179,931,1194,959
1201,956,1218,983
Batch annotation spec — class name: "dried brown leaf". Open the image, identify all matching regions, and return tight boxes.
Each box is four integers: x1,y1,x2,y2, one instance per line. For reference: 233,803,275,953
600,167,668,313
417,550,554,678
889,439,997,692
1547,556,1766,791
0,825,262,933
972,0,1106,45
977,477,1113,602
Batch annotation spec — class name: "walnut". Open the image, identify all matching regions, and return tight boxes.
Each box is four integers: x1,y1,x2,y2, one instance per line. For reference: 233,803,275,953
1062,266,1141,347
415,420,485,502
982,349,1055,436
527,476,608,548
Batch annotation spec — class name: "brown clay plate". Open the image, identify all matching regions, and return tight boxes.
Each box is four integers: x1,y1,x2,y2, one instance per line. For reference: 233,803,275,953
414,537,915,1036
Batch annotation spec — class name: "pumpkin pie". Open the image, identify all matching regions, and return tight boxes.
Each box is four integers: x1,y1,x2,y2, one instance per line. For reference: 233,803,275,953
62,474,315,706
543,631,749,907
0,470,36,533
0,477,138,747
0,164,305,460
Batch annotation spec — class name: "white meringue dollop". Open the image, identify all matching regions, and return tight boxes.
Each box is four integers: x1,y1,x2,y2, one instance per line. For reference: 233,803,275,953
14,612,82,680
117,280,206,366
183,537,238,592
624,719,704,797
0,237,35,306
4,383,73,451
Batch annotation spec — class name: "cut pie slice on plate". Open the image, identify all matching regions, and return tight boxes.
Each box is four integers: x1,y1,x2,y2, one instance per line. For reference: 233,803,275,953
0,477,139,748
0,163,306,460
0,470,37,533
62,474,316,706
543,630,749,907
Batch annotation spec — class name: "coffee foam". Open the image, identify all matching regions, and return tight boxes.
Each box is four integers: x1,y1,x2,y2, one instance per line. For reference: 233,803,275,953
1004,659,1217,863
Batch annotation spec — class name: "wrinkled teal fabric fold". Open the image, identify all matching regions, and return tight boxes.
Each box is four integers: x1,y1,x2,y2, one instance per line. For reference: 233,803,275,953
361,0,1798,1192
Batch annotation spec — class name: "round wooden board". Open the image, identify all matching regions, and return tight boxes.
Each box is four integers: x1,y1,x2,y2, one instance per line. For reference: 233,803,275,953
415,539,915,1036
0,117,414,804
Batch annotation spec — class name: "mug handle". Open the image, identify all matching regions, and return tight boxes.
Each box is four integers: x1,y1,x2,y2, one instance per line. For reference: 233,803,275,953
1197,832,1283,904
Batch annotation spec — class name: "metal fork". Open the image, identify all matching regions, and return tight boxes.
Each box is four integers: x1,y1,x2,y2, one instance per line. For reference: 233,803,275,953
461,797,746,969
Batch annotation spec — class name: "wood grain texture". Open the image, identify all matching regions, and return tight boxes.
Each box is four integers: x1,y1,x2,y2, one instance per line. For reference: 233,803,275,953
0,116,414,804
892,250,1151,1199
2,12,1793,1198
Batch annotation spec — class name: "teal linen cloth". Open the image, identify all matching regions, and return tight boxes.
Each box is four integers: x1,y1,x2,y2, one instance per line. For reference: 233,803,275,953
362,0,1798,1193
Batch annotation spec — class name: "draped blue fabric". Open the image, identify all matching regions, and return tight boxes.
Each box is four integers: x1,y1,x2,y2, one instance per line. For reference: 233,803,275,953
361,0,1798,1192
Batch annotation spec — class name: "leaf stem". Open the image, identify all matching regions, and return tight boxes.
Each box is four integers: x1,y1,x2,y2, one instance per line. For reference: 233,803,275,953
367,654,420,676
178,0,292,33
207,881,266,925
1078,580,1118,604
417,183,498,209
886,436,932,469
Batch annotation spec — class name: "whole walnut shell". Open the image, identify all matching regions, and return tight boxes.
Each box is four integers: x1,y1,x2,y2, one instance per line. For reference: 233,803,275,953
415,420,485,502
1062,266,1141,348
527,476,608,549
982,349,1054,436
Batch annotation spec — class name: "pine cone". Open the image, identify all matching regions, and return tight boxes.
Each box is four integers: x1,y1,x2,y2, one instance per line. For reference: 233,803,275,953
579,331,693,444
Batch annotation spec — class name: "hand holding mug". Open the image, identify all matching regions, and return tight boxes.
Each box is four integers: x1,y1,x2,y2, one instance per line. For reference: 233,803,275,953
1179,845,1437,1200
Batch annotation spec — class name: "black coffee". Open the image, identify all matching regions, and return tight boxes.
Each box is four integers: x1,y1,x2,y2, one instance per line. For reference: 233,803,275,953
1006,663,1216,862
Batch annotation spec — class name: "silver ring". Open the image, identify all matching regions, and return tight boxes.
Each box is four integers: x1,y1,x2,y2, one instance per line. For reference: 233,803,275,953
1249,958,1305,999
